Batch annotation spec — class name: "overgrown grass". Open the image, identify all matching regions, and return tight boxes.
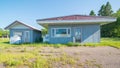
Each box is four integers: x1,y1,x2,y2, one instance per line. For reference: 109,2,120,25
0,38,120,48
0,48,77,68
1,38,118,68
66,38,120,48
84,38,120,48
99,38,120,48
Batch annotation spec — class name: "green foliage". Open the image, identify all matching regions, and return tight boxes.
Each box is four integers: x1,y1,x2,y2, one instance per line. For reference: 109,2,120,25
104,2,113,16
98,2,113,16
98,5,105,16
89,10,96,16
0,28,9,37
112,8,120,17
41,29,48,36
101,9,120,37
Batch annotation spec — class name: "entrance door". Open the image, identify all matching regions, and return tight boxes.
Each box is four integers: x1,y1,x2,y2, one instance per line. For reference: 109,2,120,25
24,31,30,43
74,27,81,43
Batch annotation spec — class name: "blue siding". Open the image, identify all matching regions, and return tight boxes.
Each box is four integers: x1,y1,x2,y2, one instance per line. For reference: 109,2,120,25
48,24,100,44
81,24,100,43
48,26,73,44
10,29,41,43
10,29,33,43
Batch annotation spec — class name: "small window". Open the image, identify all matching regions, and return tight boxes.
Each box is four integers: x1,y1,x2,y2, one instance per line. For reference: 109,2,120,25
56,29,67,34
14,32,22,36
52,28,71,37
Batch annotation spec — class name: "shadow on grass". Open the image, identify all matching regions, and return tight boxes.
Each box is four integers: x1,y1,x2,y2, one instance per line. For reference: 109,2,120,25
3,42,9,44
112,38,120,41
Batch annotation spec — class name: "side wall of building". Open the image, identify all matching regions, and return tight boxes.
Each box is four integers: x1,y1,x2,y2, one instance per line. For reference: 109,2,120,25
48,24,100,44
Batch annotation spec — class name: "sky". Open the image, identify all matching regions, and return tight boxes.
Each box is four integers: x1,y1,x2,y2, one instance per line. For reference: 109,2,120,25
0,0,120,29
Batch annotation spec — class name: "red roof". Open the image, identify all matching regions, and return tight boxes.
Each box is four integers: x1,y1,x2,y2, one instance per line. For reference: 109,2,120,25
37,15,115,21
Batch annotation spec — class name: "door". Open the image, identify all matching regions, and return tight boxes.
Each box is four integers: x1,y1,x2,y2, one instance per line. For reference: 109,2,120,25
74,27,81,43
24,31,30,43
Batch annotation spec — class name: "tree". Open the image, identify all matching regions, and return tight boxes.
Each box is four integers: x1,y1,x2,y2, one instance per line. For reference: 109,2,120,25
0,28,3,37
98,5,105,16
41,29,48,36
0,28,9,38
98,2,113,16
89,10,96,16
104,2,113,16
101,8,120,37
112,8,120,17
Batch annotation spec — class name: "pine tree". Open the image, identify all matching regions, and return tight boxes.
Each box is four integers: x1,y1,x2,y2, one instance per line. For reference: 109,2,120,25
98,2,113,16
89,10,96,16
104,2,113,16
98,5,105,16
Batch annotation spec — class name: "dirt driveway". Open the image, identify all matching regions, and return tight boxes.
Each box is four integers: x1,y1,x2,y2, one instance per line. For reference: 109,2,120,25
67,46,120,68
40,46,120,68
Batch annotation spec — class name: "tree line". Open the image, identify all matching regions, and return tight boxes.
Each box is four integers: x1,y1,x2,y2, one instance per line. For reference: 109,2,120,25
0,28,9,38
89,2,120,37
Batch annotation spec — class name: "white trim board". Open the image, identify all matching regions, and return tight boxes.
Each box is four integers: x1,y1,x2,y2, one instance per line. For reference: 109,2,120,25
38,19,116,24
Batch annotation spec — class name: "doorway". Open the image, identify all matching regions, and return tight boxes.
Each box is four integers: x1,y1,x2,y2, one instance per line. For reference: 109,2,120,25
24,31,30,43
74,27,81,43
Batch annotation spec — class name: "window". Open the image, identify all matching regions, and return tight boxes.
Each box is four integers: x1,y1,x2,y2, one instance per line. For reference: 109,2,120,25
52,28,71,37
14,32,22,36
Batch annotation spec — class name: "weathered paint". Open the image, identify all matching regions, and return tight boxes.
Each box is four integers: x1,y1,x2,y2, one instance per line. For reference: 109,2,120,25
48,24,100,44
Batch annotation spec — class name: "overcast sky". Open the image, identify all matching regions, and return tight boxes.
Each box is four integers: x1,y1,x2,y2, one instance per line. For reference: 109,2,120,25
0,0,120,28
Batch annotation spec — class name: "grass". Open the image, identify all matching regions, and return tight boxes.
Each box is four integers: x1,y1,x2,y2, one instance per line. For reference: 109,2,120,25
66,38,120,48
84,38,120,48
0,38,119,68
100,38,120,48
0,37,120,48
0,38,78,68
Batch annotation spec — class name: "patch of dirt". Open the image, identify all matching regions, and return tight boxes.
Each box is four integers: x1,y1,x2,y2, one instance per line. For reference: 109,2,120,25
0,64,5,68
40,46,120,68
